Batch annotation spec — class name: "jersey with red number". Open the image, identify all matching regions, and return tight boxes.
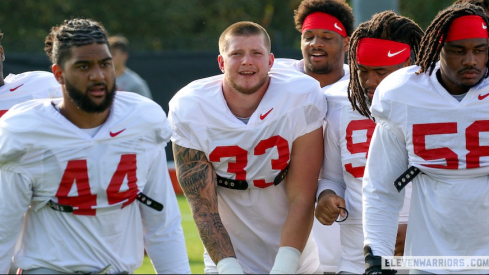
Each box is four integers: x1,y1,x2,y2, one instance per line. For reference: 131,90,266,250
274,57,345,273
364,65,489,273
321,72,411,273
0,92,190,274
320,79,411,225
0,71,61,117
320,78,373,223
169,69,326,274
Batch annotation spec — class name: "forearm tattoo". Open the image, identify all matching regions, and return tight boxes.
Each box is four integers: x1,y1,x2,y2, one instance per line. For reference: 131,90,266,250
173,143,236,262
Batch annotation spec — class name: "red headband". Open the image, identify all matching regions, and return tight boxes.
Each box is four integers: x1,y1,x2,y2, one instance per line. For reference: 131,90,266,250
445,15,488,42
302,12,347,37
356,38,411,66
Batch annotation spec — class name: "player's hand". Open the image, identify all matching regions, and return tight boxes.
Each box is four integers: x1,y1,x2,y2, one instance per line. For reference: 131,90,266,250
394,223,407,256
315,190,346,225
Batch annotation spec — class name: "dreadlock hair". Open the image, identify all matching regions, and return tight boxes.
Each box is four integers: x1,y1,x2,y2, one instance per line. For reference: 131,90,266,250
347,11,424,119
453,0,489,13
294,0,354,37
45,18,109,67
416,3,489,75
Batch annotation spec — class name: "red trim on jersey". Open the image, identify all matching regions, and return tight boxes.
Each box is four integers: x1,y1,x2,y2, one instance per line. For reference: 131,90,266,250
445,15,488,42
356,38,411,66
302,12,347,37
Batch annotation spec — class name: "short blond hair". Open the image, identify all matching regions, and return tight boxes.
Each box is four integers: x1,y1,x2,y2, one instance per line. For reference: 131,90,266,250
218,21,271,54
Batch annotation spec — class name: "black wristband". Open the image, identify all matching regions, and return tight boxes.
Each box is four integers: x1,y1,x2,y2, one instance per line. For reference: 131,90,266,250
364,245,397,275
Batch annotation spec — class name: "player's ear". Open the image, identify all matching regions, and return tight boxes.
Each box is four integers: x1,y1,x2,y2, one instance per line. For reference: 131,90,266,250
218,55,225,73
52,64,65,85
402,57,413,67
343,36,351,52
268,53,274,71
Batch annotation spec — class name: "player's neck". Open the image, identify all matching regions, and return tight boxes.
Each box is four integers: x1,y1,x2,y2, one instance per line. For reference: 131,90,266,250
306,67,345,88
222,78,270,118
436,69,471,95
58,101,110,129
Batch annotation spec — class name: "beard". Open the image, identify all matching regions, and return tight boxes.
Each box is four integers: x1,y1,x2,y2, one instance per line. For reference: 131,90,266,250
304,53,335,74
305,62,333,74
65,80,116,113
226,72,269,95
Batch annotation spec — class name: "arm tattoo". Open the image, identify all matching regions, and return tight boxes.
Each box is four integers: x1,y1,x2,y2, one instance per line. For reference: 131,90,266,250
172,143,236,263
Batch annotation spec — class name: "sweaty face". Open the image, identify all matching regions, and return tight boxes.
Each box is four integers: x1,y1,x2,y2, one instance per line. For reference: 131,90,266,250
439,38,489,95
219,35,273,95
357,62,406,104
61,43,116,113
301,29,347,75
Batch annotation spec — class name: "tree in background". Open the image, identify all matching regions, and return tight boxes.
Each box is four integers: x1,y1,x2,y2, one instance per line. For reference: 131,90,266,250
2,0,452,53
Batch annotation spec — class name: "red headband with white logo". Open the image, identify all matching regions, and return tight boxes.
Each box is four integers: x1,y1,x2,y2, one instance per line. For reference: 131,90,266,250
445,15,488,42
302,12,347,37
356,38,411,66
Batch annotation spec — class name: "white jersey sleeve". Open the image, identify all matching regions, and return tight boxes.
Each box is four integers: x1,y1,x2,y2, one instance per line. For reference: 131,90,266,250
140,146,190,274
313,64,349,272
0,170,32,273
318,120,346,199
363,120,409,257
317,79,351,200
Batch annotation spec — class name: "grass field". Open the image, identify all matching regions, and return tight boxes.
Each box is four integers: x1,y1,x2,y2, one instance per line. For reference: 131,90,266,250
134,195,205,274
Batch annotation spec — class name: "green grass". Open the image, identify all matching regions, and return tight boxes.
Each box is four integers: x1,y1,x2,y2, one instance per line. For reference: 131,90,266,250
134,195,205,274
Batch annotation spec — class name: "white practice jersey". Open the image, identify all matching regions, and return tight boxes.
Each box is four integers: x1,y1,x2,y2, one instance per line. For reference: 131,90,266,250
320,69,412,224
0,71,61,117
274,57,344,272
364,65,489,274
0,92,190,274
169,69,326,274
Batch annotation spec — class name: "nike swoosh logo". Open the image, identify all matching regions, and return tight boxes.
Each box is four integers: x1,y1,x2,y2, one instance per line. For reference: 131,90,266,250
478,92,489,100
10,84,24,92
387,48,407,57
334,23,342,31
260,108,273,120
109,128,126,137
483,23,487,29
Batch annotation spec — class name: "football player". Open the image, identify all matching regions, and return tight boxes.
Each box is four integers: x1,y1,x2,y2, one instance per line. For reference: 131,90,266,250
273,0,354,273
0,18,190,274
363,4,489,274
314,11,423,274
169,21,325,274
